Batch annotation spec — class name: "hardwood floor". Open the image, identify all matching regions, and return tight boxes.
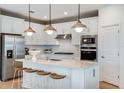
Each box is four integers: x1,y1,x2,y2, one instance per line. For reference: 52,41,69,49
0,79,119,89
0,78,19,89
99,81,119,89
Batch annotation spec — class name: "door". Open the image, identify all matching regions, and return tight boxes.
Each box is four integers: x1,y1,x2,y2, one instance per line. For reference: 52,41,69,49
100,25,120,86
15,36,25,59
85,65,99,89
14,36,25,67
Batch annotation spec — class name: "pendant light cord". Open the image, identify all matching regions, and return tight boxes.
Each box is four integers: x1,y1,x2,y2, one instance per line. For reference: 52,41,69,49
49,4,51,25
78,4,80,21
29,4,31,27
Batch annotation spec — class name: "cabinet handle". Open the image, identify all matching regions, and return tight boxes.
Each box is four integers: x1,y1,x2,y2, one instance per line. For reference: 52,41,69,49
93,69,95,77
101,56,105,58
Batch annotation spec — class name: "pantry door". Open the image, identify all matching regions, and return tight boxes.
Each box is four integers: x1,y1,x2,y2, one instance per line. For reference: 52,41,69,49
100,25,120,86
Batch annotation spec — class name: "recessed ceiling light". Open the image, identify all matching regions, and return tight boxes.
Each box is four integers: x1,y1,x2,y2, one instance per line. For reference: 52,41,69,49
44,16,47,19
64,12,68,15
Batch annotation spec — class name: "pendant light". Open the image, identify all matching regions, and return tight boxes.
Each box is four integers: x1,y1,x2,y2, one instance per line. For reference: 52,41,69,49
44,4,56,35
71,4,87,33
24,4,36,36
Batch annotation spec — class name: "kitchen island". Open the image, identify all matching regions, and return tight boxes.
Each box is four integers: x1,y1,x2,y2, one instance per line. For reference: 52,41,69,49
16,59,99,89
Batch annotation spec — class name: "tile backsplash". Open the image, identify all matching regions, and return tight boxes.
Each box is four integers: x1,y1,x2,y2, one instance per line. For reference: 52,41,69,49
25,39,80,56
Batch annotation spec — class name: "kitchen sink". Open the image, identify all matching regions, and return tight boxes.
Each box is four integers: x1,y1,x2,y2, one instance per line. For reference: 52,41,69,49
50,59,62,61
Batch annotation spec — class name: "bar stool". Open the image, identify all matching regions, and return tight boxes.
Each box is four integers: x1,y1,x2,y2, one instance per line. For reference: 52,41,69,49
11,66,27,89
24,68,37,88
49,73,66,89
49,73,66,79
24,68,37,73
36,70,51,88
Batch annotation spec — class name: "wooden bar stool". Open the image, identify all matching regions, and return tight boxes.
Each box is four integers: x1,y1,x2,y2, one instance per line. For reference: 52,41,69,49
11,66,27,89
49,73,66,88
49,73,66,79
36,70,51,88
24,68,37,73
23,68,37,88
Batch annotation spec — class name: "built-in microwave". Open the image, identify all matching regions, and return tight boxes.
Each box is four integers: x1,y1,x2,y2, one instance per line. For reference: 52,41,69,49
81,35,97,45
82,38,95,44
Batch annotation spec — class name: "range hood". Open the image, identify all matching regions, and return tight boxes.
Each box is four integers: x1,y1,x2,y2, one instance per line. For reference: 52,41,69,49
55,34,72,40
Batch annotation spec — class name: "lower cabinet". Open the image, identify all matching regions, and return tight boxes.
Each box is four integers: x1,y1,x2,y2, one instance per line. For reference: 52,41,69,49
84,65,99,89
23,62,99,89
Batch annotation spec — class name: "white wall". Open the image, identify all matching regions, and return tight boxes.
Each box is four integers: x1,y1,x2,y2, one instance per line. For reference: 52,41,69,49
26,39,79,54
98,5,124,88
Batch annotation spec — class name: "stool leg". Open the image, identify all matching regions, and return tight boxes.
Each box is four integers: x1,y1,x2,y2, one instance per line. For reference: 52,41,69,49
20,71,23,88
18,71,20,88
11,70,17,89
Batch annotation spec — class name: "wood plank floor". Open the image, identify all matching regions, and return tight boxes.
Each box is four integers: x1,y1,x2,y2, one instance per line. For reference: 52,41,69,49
99,81,119,89
0,78,119,89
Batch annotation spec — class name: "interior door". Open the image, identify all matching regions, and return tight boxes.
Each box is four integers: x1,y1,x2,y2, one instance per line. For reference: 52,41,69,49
101,25,120,86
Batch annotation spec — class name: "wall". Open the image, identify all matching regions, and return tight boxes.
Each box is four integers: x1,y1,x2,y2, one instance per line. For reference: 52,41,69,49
98,5,124,88
26,39,79,54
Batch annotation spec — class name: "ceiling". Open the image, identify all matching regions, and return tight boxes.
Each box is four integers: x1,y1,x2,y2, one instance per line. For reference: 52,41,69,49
0,4,108,24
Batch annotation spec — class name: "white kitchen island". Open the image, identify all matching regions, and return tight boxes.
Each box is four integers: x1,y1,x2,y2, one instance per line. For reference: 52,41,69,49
17,59,99,89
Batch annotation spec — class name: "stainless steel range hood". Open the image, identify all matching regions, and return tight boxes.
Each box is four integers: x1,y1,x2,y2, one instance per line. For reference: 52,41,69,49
55,34,72,40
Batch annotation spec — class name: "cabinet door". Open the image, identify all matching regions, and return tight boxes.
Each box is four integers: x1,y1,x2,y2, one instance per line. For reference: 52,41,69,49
72,19,88,45
31,23,47,45
13,18,25,34
71,30,81,45
88,17,98,34
45,24,59,45
85,65,99,89
24,22,47,45
1,16,13,33
24,22,32,45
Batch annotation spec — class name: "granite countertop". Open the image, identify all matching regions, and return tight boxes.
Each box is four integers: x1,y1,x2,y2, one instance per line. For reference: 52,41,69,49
15,59,98,69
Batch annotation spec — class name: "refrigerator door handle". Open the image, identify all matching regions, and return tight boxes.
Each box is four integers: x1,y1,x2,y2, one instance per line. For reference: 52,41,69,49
13,36,16,66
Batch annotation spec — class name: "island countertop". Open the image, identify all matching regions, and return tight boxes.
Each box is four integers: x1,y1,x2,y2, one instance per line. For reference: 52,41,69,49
15,59,98,69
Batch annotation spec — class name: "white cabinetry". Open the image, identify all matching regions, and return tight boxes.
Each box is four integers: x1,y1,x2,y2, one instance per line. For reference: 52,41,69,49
23,61,99,89
1,16,13,33
72,17,98,45
88,17,98,34
24,22,47,45
43,24,59,45
1,15,25,34
55,22,72,34
84,65,99,89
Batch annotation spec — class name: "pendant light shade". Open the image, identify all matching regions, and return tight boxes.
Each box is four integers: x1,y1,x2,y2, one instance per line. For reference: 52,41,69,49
44,25,56,35
24,26,36,36
44,4,56,35
24,4,36,36
71,4,87,33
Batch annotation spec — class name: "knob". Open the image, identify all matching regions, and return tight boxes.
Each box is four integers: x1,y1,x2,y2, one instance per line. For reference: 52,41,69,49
101,56,105,58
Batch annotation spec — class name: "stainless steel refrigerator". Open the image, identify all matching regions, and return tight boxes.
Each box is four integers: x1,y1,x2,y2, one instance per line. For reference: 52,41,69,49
0,33,25,81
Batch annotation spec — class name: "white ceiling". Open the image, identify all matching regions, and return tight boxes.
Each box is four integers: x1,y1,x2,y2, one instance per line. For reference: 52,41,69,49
0,4,107,21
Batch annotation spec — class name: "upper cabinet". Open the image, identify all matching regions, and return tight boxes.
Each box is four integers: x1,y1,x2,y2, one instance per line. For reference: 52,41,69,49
1,15,25,34
24,22,48,45
0,15,98,46
43,24,59,45
55,22,72,34
1,15,15,34
72,17,98,45
88,17,98,35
